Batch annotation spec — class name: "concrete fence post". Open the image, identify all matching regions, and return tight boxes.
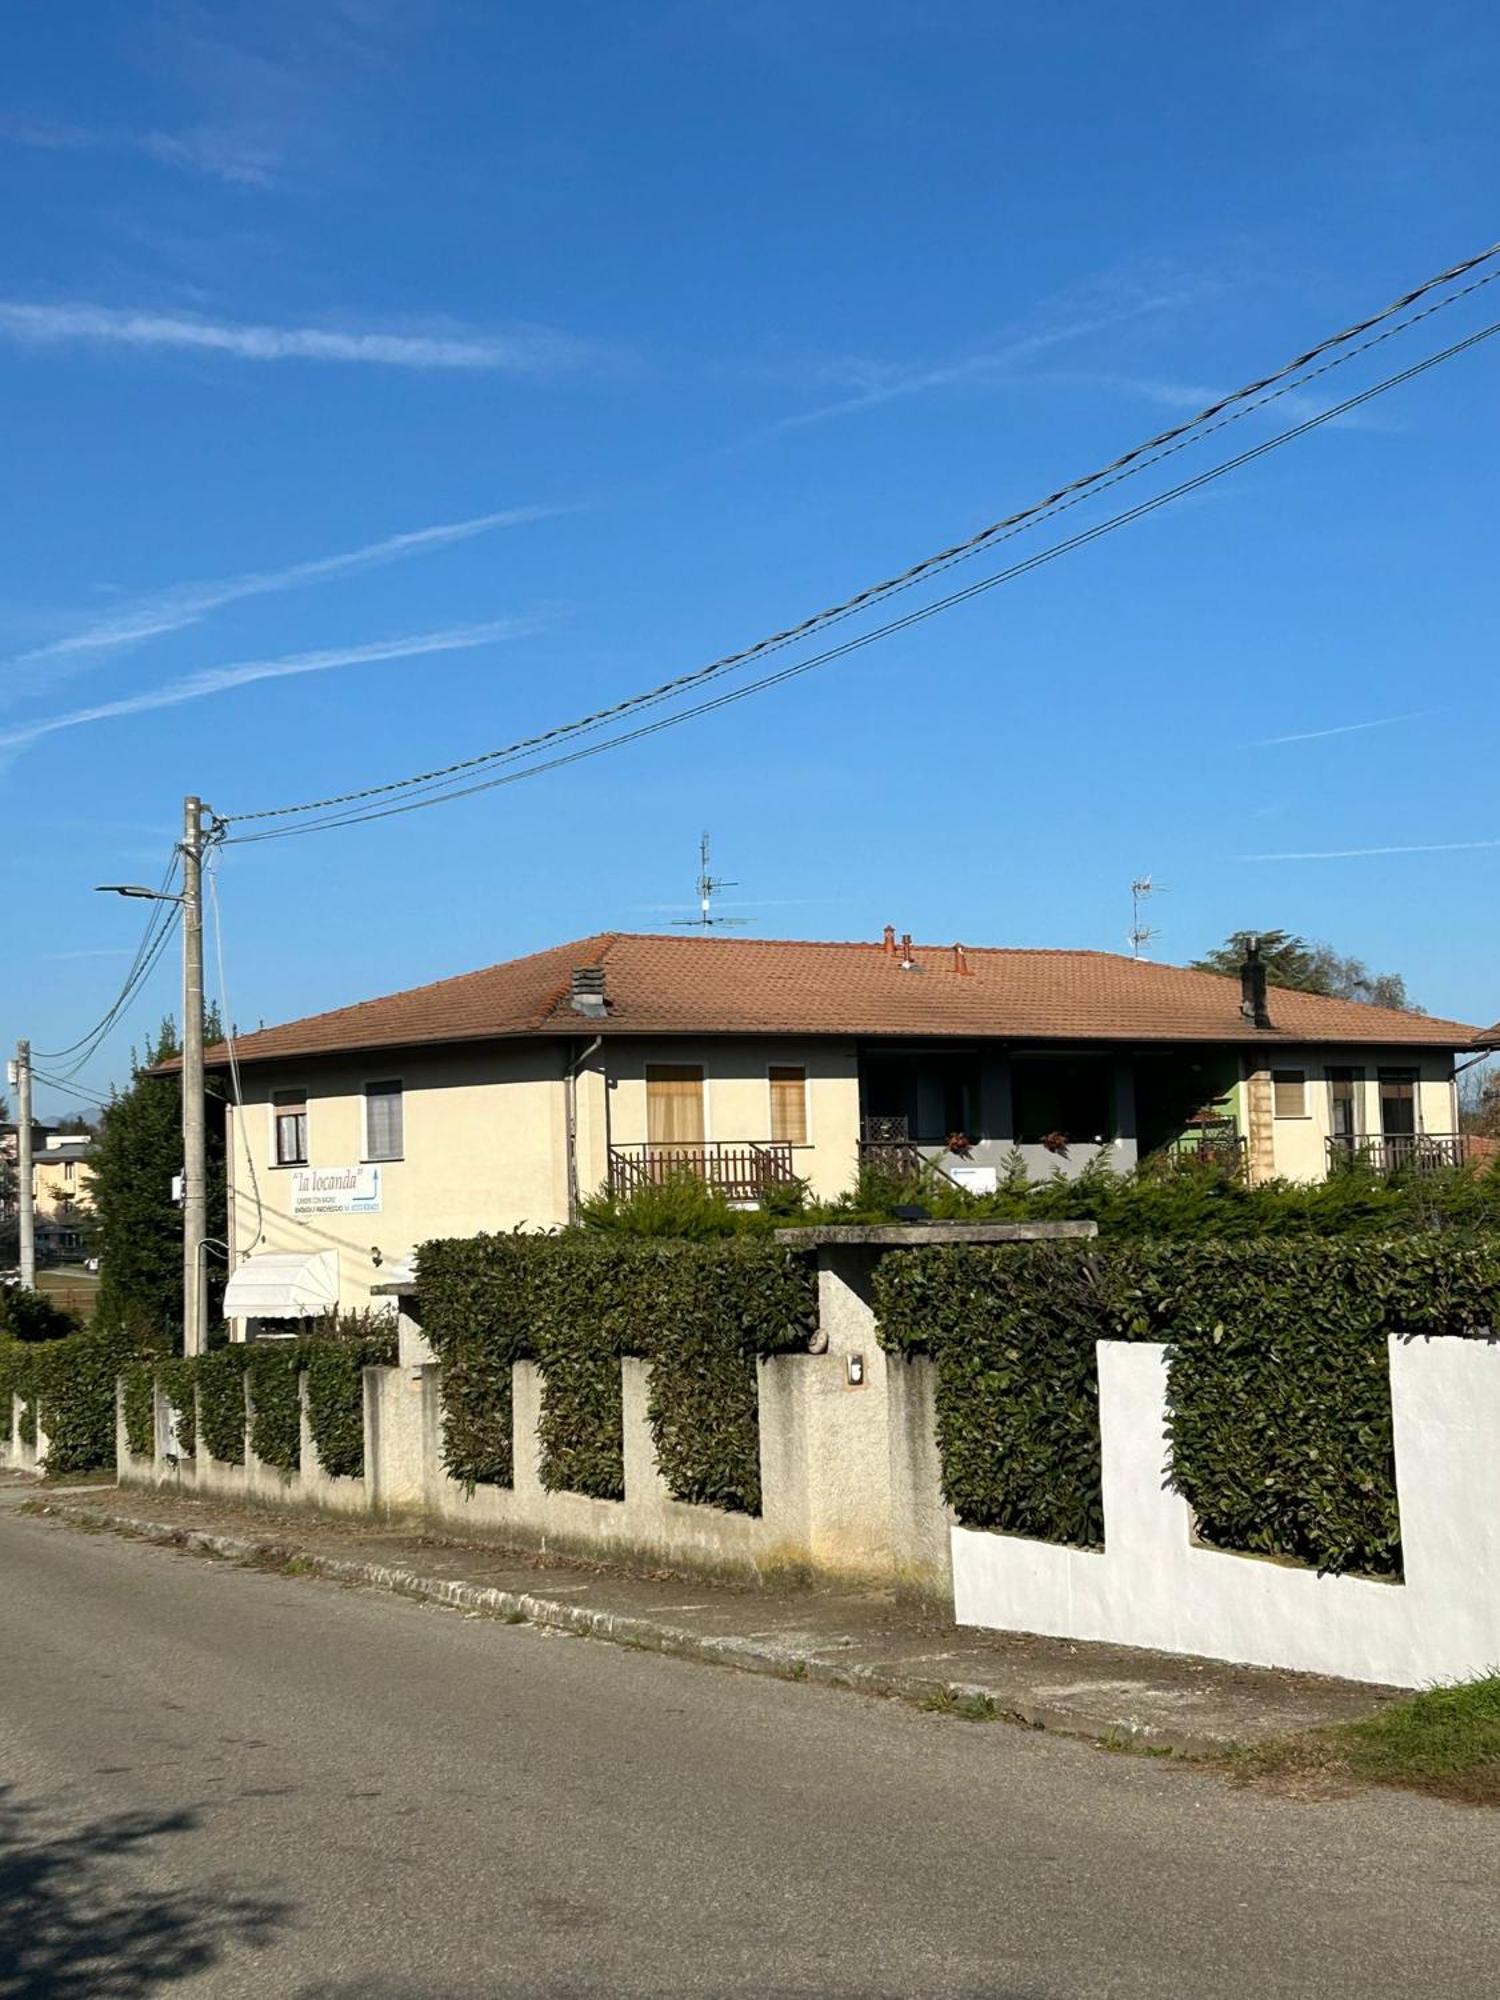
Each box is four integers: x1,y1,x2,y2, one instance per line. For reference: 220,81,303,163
363,1365,425,1517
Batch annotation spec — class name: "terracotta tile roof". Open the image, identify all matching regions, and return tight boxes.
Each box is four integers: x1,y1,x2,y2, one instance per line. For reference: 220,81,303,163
195,932,1481,1069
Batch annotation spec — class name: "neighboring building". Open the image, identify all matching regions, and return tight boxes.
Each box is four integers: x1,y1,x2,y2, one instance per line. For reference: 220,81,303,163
32,1133,95,1219
196,930,1481,1337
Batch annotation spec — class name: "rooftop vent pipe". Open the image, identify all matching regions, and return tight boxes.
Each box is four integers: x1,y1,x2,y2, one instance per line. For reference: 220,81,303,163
1239,939,1273,1030
899,933,920,972
569,966,609,1019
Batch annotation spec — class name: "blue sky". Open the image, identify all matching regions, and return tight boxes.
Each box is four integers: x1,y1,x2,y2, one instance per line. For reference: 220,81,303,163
4,0,1499,1116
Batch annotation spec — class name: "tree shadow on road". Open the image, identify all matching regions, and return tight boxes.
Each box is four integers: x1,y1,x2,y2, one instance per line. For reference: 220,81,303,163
0,1783,287,1998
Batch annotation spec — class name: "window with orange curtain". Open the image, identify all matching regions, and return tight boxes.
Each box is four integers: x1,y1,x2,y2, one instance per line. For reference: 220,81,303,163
646,1064,705,1145
769,1066,808,1144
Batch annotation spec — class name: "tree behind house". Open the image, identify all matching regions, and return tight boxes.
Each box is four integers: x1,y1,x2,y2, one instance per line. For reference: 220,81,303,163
1192,929,1419,1011
89,1014,227,1347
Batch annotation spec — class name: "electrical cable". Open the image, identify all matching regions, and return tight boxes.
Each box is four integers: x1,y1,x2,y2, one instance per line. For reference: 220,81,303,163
205,845,263,1247
221,238,1500,831
223,309,1500,844
33,846,182,1066
38,902,183,1084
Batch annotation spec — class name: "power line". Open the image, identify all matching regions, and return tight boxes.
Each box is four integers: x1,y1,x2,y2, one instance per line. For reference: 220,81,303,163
205,847,263,1247
223,308,1500,844
221,238,1500,833
33,846,182,1067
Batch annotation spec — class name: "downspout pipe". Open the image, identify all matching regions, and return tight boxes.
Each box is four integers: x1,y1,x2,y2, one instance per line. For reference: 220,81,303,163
565,1036,604,1224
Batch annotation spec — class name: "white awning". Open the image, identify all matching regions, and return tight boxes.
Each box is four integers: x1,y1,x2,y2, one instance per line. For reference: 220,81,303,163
223,1251,339,1320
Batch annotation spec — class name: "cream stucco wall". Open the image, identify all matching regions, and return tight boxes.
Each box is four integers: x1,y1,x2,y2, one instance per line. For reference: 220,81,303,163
593,1036,861,1203
223,1035,866,1330
1261,1048,1457,1183
32,1153,94,1220
226,1041,572,1328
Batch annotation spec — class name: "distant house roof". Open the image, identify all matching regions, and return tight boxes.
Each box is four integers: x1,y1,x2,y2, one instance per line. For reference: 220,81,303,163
182,932,1481,1070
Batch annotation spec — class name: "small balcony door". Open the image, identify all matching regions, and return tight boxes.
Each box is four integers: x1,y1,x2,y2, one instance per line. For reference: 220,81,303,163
1379,1069,1418,1141
646,1064,705,1154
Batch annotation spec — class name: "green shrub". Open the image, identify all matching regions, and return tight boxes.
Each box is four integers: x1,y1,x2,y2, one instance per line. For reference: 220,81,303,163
0,1286,81,1343
157,1356,197,1459
0,1337,34,1446
876,1235,1500,1576
302,1316,396,1480
121,1361,156,1459
417,1236,535,1488
246,1344,302,1472
1137,1237,1500,1576
876,1243,1123,1547
31,1328,138,1475
418,1235,816,1512
196,1347,250,1464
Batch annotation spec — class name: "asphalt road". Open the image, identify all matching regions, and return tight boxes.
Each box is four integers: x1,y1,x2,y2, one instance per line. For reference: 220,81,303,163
3,1499,1499,2000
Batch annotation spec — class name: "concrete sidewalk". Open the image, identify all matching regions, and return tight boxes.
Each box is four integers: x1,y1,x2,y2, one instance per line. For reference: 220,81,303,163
3,1475,1398,1755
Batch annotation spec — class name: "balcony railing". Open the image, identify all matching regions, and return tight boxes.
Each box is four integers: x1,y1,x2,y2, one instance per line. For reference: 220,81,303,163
1327,1133,1470,1177
607,1141,797,1204
1157,1116,1247,1176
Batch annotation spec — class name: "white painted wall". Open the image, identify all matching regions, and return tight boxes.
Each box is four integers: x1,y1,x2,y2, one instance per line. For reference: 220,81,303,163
952,1338,1500,1687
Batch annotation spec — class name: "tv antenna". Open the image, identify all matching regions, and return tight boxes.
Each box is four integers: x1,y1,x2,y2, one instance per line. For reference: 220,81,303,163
1128,875,1164,958
673,832,746,929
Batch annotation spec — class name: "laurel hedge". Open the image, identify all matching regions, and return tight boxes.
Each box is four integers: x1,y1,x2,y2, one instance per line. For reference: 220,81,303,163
417,1235,817,1512
196,1346,251,1463
157,1356,197,1459
874,1235,1500,1576
122,1360,157,1459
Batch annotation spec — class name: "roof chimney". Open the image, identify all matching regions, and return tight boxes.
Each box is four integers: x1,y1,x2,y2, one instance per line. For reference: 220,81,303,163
1240,938,1273,1030
899,932,919,971
882,924,896,955
569,965,608,1019
952,943,971,977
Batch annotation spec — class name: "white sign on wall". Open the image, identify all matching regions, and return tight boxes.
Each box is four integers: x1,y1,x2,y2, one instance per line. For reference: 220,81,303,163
290,1165,382,1215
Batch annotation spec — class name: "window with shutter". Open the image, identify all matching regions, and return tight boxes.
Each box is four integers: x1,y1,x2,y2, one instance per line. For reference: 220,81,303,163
365,1081,404,1161
646,1065,705,1146
1272,1070,1307,1119
769,1066,808,1145
273,1090,308,1165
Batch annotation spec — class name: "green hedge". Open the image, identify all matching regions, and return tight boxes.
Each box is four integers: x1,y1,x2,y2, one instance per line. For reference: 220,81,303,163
3,1329,145,1474
148,1321,397,1477
32,1329,141,1475
875,1235,1500,1576
121,1361,157,1459
196,1347,250,1464
418,1236,816,1512
0,1338,32,1446
246,1344,302,1472
157,1356,197,1459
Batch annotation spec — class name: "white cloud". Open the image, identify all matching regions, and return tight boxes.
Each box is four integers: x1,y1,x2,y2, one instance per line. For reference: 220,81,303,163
0,112,279,186
1,504,569,690
1249,710,1431,747
1241,838,1500,861
0,302,596,372
0,620,534,753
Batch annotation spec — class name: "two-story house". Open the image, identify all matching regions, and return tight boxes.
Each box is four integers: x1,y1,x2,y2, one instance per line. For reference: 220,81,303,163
200,929,1481,1337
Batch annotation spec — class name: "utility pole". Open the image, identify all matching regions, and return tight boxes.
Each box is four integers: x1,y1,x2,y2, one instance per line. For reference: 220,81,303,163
181,795,207,1358
14,1040,35,1289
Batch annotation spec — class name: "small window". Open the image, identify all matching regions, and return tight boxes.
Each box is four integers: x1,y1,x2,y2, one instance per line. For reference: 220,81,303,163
364,1081,404,1162
769,1066,808,1145
273,1090,308,1166
1272,1070,1307,1118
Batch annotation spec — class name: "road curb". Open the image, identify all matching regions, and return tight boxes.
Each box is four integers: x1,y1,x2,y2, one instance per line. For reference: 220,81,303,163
27,1499,1238,1756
